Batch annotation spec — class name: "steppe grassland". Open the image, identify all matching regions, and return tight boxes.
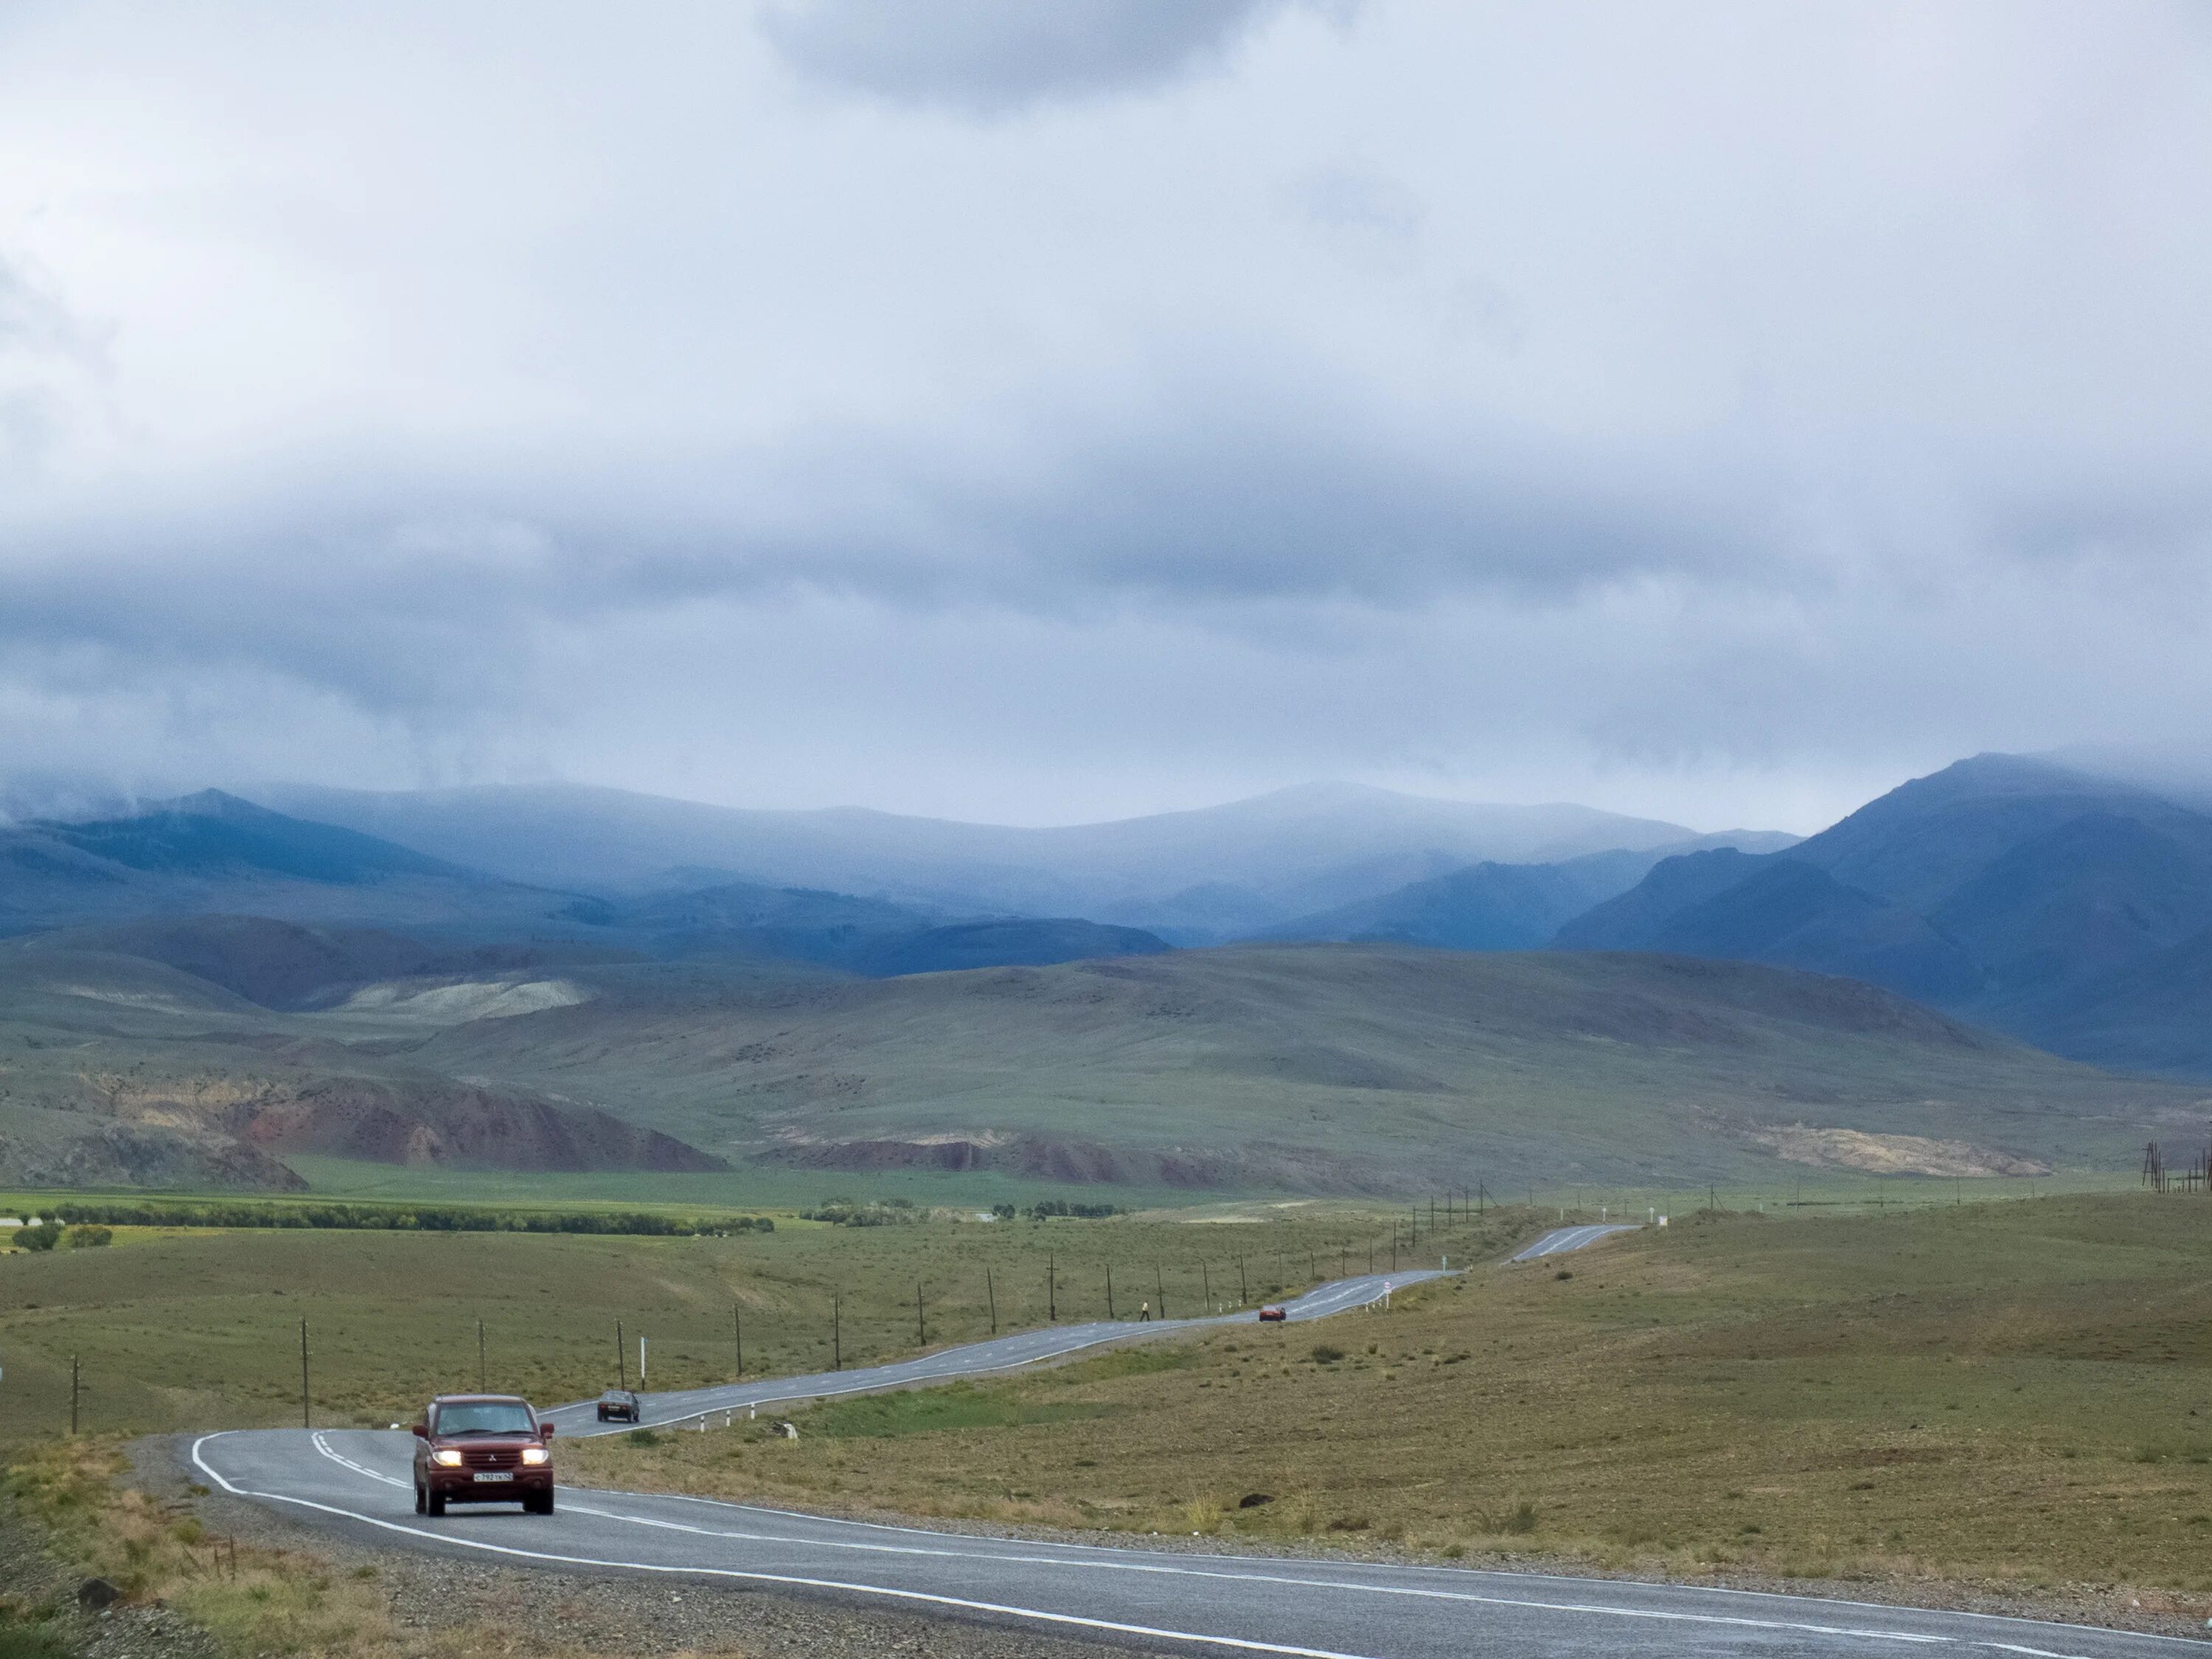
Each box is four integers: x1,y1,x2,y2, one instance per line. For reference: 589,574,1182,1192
574,1194,2212,1603
0,1206,1453,1443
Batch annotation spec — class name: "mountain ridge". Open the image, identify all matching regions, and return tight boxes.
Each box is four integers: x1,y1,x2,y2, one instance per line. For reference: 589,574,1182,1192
1552,754,2212,1076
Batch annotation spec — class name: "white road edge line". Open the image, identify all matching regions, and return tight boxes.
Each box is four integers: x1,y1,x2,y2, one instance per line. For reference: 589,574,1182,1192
198,1433,1373,1659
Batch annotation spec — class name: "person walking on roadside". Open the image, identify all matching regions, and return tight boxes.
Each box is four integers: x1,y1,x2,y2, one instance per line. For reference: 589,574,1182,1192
1138,1300,1151,1322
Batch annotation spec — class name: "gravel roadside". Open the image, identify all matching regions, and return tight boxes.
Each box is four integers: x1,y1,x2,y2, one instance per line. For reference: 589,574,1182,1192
0,1472,223,1659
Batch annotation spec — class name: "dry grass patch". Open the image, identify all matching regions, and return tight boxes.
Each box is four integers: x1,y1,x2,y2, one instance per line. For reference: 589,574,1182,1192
568,1195,2212,1614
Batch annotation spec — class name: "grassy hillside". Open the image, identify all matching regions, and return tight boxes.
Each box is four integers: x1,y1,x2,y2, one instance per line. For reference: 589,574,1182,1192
575,1193,2212,1622
0,949,722,1187
5,936,2200,1197
411,945,2205,1191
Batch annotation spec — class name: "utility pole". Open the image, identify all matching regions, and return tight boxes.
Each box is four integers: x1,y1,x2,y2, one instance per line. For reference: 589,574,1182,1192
1237,1256,1247,1306
1155,1264,1166,1320
1048,1253,1057,1323
1201,1262,1211,1309
832,1292,841,1371
477,1318,486,1391
916,1280,926,1347
987,1267,997,1334
300,1318,310,1430
734,1305,742,1379
70,1354,79,1436
1107,1264,1116,1319
616,1320,627,1389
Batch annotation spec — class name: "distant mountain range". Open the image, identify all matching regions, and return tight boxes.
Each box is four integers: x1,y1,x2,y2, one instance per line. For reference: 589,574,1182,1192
251,779,1738,939
1258,832,1801,951
7,755,2212,1195
1559,754,2212,1077
0,791,1174,982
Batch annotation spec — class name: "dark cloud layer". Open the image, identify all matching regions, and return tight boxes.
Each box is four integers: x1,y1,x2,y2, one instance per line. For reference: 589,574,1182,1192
759,0,1324,112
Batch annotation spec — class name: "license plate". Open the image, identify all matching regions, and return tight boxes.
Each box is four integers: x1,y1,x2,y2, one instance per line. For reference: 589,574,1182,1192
472,1472,514,1483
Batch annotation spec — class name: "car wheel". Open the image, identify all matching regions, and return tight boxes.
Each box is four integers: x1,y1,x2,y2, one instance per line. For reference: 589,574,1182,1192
528,1490,554,1516
414,1483,426,1516
426,1489,446,1517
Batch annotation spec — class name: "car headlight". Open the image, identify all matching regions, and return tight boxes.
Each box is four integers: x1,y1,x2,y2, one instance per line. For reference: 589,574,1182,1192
520,1446,549,1465
431,1448,465,1467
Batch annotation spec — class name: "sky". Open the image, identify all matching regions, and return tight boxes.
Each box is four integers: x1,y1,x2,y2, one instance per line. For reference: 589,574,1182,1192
1,0,2208,834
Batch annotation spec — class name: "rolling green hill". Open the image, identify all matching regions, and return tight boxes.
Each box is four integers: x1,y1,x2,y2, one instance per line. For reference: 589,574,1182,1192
0,947,724,1189
4,933,2200,1198
406,945,2204,1193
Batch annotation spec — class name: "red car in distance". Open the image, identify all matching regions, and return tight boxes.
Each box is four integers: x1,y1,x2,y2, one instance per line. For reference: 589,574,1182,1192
1257,1305,1287,1322
412,1394,555,1517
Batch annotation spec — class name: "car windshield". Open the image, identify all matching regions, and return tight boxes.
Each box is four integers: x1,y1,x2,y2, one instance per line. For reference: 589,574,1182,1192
435,1402,536,1436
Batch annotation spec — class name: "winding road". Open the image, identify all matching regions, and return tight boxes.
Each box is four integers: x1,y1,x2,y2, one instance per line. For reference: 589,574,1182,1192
1509,1223,1643,1262
182,1243,2194,1658
543,1269,1442,1437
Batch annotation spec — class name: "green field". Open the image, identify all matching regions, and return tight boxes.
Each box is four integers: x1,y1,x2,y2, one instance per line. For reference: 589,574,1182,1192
11,1189,2212,1621
566,1192,2212,1618
0,1206,1428,1444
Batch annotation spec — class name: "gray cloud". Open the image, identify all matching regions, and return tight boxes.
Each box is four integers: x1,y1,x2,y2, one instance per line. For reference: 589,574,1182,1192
0,1,2208,832
757,0,1326,112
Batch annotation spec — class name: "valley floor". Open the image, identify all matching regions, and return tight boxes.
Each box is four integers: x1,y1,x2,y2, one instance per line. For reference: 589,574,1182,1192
562,1194,2212,1632
7,1192,2211,1652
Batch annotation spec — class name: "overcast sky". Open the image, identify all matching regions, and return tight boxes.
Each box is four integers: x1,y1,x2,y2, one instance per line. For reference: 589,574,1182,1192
2,1,2208,833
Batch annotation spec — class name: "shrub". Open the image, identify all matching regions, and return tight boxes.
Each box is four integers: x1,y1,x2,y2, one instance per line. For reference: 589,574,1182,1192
0,1614,71,1659
1309,1343,1346,1364
625,1428,664,1447
66,1225,114,1248
12,1222,61,1251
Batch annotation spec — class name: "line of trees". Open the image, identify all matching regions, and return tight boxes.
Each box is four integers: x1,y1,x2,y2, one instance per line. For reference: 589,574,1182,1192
30,1200,774,1237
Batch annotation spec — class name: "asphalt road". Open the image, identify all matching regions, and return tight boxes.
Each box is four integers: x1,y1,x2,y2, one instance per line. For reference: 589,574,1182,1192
180,1251,2199,1657
189,1425,2194,1659
544,1269,1450,1437
1509,1223,1642,1261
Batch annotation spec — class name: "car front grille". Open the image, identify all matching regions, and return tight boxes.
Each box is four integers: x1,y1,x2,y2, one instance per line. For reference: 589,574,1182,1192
460,1447,521,1470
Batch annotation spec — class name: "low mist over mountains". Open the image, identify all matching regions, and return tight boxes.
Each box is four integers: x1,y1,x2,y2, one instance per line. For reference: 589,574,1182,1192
5,757,2212,1195
253,779,1728,940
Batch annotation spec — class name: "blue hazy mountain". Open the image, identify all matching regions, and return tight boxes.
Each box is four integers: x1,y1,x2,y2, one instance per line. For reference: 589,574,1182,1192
1267,832,1800,951
1554,754,2212,1076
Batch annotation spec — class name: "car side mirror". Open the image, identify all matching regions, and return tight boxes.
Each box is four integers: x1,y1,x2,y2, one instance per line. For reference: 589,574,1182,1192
411,1422,428,1439
539,1423,556,1440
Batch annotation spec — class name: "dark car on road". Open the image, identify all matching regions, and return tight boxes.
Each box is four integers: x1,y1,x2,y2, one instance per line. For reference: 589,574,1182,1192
412,1394,555,1516
596,1388,641,1423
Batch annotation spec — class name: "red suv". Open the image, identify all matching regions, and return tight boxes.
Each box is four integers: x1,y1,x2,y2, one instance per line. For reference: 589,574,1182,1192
411,1394,556,1516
